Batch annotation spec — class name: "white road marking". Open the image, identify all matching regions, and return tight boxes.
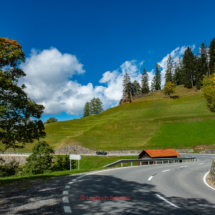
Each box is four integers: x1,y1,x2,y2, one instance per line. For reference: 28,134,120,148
63,197,69,203
203,171,215,191
198,163,203,165
65,185,70,189
148,176,153,181
64,206,72,213
155,194,180,208
77,175,86,179
180,166,187,168
162,169,170,172
68,182,73,184
72,179,77,181
63,191,68,195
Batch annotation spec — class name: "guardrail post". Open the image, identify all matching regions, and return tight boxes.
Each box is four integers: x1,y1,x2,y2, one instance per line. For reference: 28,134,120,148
155,161,157,165
148,161,150,165
162,161,163,164
168,160,169,164
121,162,123,167
131,162,133,166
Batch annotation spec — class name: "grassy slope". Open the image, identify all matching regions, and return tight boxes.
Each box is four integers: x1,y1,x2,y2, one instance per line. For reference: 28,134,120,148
3,85,215,152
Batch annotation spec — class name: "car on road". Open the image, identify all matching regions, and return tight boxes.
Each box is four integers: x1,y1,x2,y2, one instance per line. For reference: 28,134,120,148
96,151,107,155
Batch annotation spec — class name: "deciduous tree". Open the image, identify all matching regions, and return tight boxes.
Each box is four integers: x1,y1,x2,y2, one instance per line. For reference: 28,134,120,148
163,81,175,98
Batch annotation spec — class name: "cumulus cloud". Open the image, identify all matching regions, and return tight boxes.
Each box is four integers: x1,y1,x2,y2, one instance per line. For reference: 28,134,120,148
19,45,194,116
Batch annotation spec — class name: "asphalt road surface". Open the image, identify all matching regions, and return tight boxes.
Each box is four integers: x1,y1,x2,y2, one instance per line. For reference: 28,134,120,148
61,154,215,215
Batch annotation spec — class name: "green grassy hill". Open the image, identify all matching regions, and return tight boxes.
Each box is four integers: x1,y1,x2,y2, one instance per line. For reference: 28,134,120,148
4,85,215,152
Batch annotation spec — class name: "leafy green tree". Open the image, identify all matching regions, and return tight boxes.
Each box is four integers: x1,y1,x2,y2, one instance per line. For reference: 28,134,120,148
141,68,150,94
163,81,176,98
209,38,215,74
0,37,46,152
154,63,161,90
122,73,131,97
201,74,215,112
182,47,195,88
165,55,173,83
25,141,54,174
173,57,183,85
45,117,58,124
133,80,141,95
83,102,90,117
52,155,76,171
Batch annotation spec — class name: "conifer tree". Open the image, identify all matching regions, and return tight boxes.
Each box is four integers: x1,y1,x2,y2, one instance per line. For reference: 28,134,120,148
133,80,141,95
95,98,103,114
165,55,173,83
141,68,150,94
122,73,131,97
83,102,90,117
209,38,215,74
173,57,183,85
151,75,156,92
154,63,161,90
182,47,195,88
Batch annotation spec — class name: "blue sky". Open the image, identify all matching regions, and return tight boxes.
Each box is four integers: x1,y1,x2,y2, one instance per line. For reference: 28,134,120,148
1,0,215,122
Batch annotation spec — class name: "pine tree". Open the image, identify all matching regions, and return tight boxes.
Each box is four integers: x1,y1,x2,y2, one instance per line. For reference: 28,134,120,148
95,98,103,114
89,98,97,115
133,80,141,95
151,75,156,92
209,38,215,74
83,102,90,117
165,55,173,83
173,57,183,85
141,68,150,94
182,47,195,88
154,63,161,90
122,73,131,97
195,43,208,89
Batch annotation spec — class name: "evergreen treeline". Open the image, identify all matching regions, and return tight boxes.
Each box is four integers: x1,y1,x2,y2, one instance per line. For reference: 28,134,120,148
83,98,103,117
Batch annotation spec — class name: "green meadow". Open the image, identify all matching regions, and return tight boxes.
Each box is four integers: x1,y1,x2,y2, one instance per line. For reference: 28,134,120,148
2,85,215,152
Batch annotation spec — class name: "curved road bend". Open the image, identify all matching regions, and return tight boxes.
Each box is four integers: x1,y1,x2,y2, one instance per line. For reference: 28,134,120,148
62,154,215,215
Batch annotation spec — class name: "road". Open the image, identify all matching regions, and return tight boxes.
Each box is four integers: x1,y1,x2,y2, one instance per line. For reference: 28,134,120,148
62,154,215,215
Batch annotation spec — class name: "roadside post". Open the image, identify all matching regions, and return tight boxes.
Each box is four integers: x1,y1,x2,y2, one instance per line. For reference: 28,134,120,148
69,154,81,170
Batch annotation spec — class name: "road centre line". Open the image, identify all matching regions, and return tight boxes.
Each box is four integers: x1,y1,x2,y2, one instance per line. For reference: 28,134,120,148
203,171,215,191
180,166,187,168
63,191,68,195
162,169,170,172
155,194,180,208
64,206,72,213
72,179,77,181
63,197,69,203
65,185,70,189
148,176,153,181
68,182,73,184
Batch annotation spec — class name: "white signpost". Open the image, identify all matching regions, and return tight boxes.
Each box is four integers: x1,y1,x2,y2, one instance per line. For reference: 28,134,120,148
69,154,81,170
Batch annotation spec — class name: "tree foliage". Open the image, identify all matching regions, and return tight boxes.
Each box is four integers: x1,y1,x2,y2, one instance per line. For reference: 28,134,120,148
83,102,90,117
0,37,46,152
201,74,215,112
163,81,175,98
122,73,131,97
141,68,150,94
173,57,183,85
209,38,215,74
165,55,173,83
25,141,54,174
151,63,161,92
45,117,58,124
83,98,103,117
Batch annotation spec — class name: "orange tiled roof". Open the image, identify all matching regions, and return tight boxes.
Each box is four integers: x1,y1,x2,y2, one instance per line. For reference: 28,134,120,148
141,149,180,158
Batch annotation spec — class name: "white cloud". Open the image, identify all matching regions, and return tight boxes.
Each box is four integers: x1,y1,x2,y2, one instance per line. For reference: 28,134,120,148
19,45,195,116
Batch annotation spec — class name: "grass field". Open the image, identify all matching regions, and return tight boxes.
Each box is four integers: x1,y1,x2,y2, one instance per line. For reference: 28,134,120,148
0,155,138,184
1,85,215,152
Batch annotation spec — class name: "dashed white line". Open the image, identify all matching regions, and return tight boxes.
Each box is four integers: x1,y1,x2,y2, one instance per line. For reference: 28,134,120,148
198,163,203,165
63,197,69,203
180,166,187,168
162,169,170,172
155,194,180,208
68,182,73,184
63,191,68,195
72,179,77,181
64,206,72,213
65,185,70,189
148,176,153,181
77,175,86,179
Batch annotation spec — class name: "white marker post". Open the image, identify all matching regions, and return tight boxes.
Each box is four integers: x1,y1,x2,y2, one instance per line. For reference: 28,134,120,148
69,154,81,170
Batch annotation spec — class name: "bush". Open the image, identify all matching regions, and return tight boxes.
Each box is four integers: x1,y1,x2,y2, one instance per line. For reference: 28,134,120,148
24,141,54,174
0,159,20,177
52,155,76,171
45,117,58,124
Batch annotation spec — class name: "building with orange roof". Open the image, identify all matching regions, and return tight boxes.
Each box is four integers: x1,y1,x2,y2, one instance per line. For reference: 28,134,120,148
138,149,180,159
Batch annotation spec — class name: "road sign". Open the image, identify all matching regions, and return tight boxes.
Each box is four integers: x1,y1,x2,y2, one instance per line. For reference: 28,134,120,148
70,154,81,170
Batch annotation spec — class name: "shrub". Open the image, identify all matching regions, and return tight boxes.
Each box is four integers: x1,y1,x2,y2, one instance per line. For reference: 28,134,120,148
0,159,20,177
45,117,58,124
52,155,76,171
24,141,54,174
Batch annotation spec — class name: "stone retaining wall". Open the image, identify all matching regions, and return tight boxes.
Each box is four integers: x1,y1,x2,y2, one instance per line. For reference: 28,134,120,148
0,155,28,165
54,145,96,155
210,158,215,185
200,149,215,154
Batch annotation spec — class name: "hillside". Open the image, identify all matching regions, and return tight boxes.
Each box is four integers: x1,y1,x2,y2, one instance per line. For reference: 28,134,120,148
3,85,215,152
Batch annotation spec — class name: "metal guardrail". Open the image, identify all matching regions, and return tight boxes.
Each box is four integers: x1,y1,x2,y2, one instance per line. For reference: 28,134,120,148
104,156,196,168
0,152,32,156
